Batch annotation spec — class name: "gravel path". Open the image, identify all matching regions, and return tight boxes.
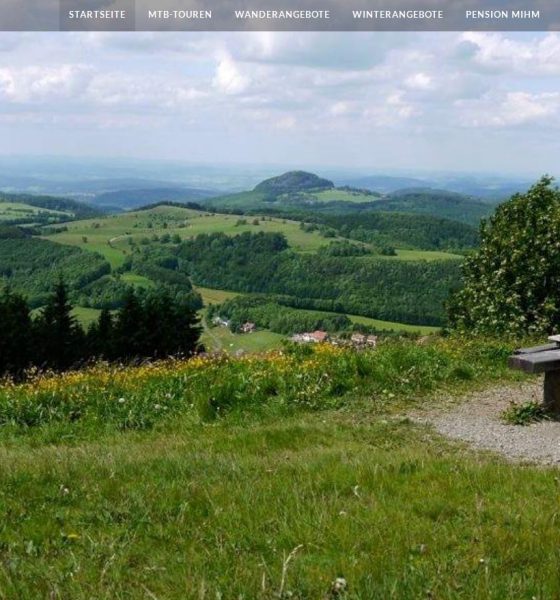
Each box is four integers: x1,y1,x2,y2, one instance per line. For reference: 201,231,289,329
412,379,560,466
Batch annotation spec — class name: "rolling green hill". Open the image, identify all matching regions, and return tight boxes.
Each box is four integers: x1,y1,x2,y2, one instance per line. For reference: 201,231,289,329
43,205,352,268
255,170,334,194
36,202,463,335
0,192,103,227
44,204,463,267
375,188,494,225
204,171,493,227
0,237,111,307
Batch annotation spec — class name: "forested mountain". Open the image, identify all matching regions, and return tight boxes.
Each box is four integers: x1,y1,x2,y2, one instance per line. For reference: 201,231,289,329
375,188,493,225
178,231,461,325
0,192,103,220
254,171,334,194
0,236,111,307
204,171,494,227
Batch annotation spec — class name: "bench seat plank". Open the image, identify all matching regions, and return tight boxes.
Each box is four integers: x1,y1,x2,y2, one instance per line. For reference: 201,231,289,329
508,350,560,374
514,343,559,355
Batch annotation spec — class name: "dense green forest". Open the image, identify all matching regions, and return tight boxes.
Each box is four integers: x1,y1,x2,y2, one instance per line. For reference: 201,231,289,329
0,283,201,377
370,189,493,226
295,213,478,251
178,231,461,325
0,236,111,307
208,295,351,334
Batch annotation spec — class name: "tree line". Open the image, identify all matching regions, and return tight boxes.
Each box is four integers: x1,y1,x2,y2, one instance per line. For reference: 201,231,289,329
208,295,351,335
179,231,461,325
0,282,201,378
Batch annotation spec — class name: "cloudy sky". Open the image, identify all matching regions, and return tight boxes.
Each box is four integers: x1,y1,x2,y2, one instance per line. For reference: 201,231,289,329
0,31,559,175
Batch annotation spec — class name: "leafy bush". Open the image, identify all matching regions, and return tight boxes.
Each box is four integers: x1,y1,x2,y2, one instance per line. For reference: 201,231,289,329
449,177,560,335
502,401,548,426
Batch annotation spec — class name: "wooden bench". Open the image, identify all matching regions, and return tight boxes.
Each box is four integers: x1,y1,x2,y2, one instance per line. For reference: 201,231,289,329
508,335,560,413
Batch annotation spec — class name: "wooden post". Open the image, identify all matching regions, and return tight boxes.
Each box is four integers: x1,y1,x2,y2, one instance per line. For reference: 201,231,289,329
544,370,560,414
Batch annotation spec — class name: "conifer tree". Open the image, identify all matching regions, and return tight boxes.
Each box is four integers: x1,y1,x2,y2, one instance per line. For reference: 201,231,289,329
34,279,81,370
113,288,145,360
0,287,33,376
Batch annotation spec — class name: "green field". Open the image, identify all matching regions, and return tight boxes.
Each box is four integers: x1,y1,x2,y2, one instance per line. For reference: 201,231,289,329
44,205,463,268
348,313,439,334
195,286,240,305
1,337,556,598
71,306,104,327
310,189,378,203
44,206,344,267
0,201,68,222
373,249,463,262
120,273,155,288
201,324,285,353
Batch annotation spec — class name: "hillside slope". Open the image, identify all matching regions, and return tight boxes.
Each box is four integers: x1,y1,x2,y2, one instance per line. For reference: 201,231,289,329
204,171,493,226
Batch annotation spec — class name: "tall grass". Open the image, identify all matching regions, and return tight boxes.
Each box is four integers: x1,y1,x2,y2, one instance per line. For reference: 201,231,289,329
0,337,517,436
0,336,553,599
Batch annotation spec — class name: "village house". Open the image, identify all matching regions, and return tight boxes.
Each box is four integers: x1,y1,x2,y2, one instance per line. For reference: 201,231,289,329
351,333,366,345
349,332,378,348
212,316,230,327
290,330,329,344
366,335,378,347
240,322,256,333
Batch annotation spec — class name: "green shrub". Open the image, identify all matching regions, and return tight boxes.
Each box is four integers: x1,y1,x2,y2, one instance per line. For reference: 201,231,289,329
502,401,548,426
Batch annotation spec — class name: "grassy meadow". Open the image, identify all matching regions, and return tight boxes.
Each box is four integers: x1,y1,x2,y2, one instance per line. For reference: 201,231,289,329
37,204,461,350
295,189,376,203
201,323,285,353
44,207,340,268
195,286,240,305
0,201,68,222
1,337,556,598
44,205,463,268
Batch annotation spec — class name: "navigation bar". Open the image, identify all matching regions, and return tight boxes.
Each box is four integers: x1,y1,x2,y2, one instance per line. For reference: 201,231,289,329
1,0,556,31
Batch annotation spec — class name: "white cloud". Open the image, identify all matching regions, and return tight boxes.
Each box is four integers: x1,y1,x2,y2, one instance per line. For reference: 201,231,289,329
1,31,559,172
460,32,560,75
0,64,93,103
363,91,418,126
457,91,560,127
212,55,251,95
404,72,433,90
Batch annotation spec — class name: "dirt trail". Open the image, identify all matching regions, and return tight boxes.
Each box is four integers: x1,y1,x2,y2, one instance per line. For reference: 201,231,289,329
411,380,560,465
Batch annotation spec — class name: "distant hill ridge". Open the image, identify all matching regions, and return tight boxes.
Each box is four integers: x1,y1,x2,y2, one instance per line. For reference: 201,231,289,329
254,171,334,194
0,192,103,219
93,186,217,210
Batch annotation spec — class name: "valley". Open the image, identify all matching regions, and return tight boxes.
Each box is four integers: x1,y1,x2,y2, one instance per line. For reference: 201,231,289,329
1,169,488,353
